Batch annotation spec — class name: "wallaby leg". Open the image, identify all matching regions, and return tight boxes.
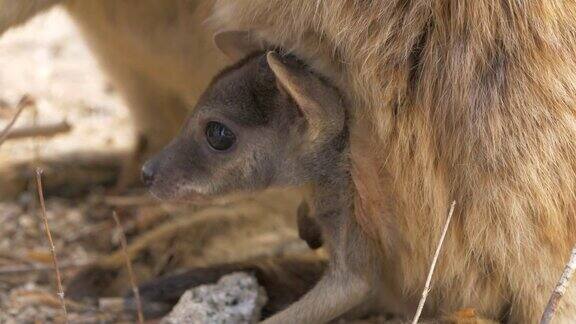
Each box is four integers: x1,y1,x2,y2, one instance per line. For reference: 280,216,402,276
66,0,224,161
63,46,189,186
64,2,206,187
263,216,376,324
81,57,189,162
262,266,371,324
0,0,64,35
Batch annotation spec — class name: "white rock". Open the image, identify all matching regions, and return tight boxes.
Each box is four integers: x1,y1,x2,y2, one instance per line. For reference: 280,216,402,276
161,272,267,324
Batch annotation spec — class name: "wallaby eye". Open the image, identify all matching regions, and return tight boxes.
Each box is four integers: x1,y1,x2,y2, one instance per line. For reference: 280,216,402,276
205,121,236,151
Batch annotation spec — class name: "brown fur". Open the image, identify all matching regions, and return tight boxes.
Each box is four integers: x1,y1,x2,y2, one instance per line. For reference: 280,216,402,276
297,200,323,250
64,0,230,156
211,1,576,322
0,0,61,32
3,0,576,322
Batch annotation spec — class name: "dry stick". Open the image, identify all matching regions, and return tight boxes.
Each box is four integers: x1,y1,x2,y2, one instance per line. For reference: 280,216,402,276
540,245,576,324
0,95,34,146
5,120,72,140
112,211,145,324
36,168,68,323
412,201,456,324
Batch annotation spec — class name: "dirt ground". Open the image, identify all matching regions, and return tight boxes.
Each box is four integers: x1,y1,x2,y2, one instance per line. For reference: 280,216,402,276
0,8,315,324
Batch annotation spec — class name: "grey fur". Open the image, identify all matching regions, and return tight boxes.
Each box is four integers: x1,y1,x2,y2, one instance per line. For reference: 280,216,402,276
143,51,377,324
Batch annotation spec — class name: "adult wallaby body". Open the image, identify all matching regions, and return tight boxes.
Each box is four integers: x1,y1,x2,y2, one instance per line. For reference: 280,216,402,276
211,2,576,322
4,1,576,322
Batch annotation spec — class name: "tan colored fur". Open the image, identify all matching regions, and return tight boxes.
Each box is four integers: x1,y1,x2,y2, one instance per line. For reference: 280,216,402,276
211,0,576,322
0,0,62,32
3,0,576,322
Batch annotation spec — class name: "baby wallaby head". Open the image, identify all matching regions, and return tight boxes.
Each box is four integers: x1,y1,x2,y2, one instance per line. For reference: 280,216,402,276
142,51,346,201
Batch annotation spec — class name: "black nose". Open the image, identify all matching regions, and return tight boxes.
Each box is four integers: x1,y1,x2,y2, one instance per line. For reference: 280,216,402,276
141,160,156,187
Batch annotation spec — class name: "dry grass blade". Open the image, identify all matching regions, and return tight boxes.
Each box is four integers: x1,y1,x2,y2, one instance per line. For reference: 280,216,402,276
0,95,35,146
412,201,456,324
35,168,68,323
540,245,576,324
112,211,145,324
0,259,93,275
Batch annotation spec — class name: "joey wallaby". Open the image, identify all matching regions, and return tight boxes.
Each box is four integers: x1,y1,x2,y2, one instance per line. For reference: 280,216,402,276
142,51,378,323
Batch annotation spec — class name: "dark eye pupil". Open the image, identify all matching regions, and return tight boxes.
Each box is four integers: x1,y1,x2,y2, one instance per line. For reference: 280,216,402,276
205,121,236,151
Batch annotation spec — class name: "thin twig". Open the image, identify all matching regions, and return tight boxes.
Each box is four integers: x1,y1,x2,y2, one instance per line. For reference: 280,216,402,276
36,168,68,323
112,211,145,324
0,95,34,146
4,120,71,140
0,259,93,275
540,245,576,324
412,201,456,324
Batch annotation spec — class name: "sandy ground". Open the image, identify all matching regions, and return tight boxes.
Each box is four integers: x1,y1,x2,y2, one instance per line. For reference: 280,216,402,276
0,8,132,165
0,8,311,324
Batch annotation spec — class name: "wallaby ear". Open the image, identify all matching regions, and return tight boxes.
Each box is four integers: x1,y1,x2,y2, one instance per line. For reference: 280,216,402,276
213,30,263,61
266,51,344,139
